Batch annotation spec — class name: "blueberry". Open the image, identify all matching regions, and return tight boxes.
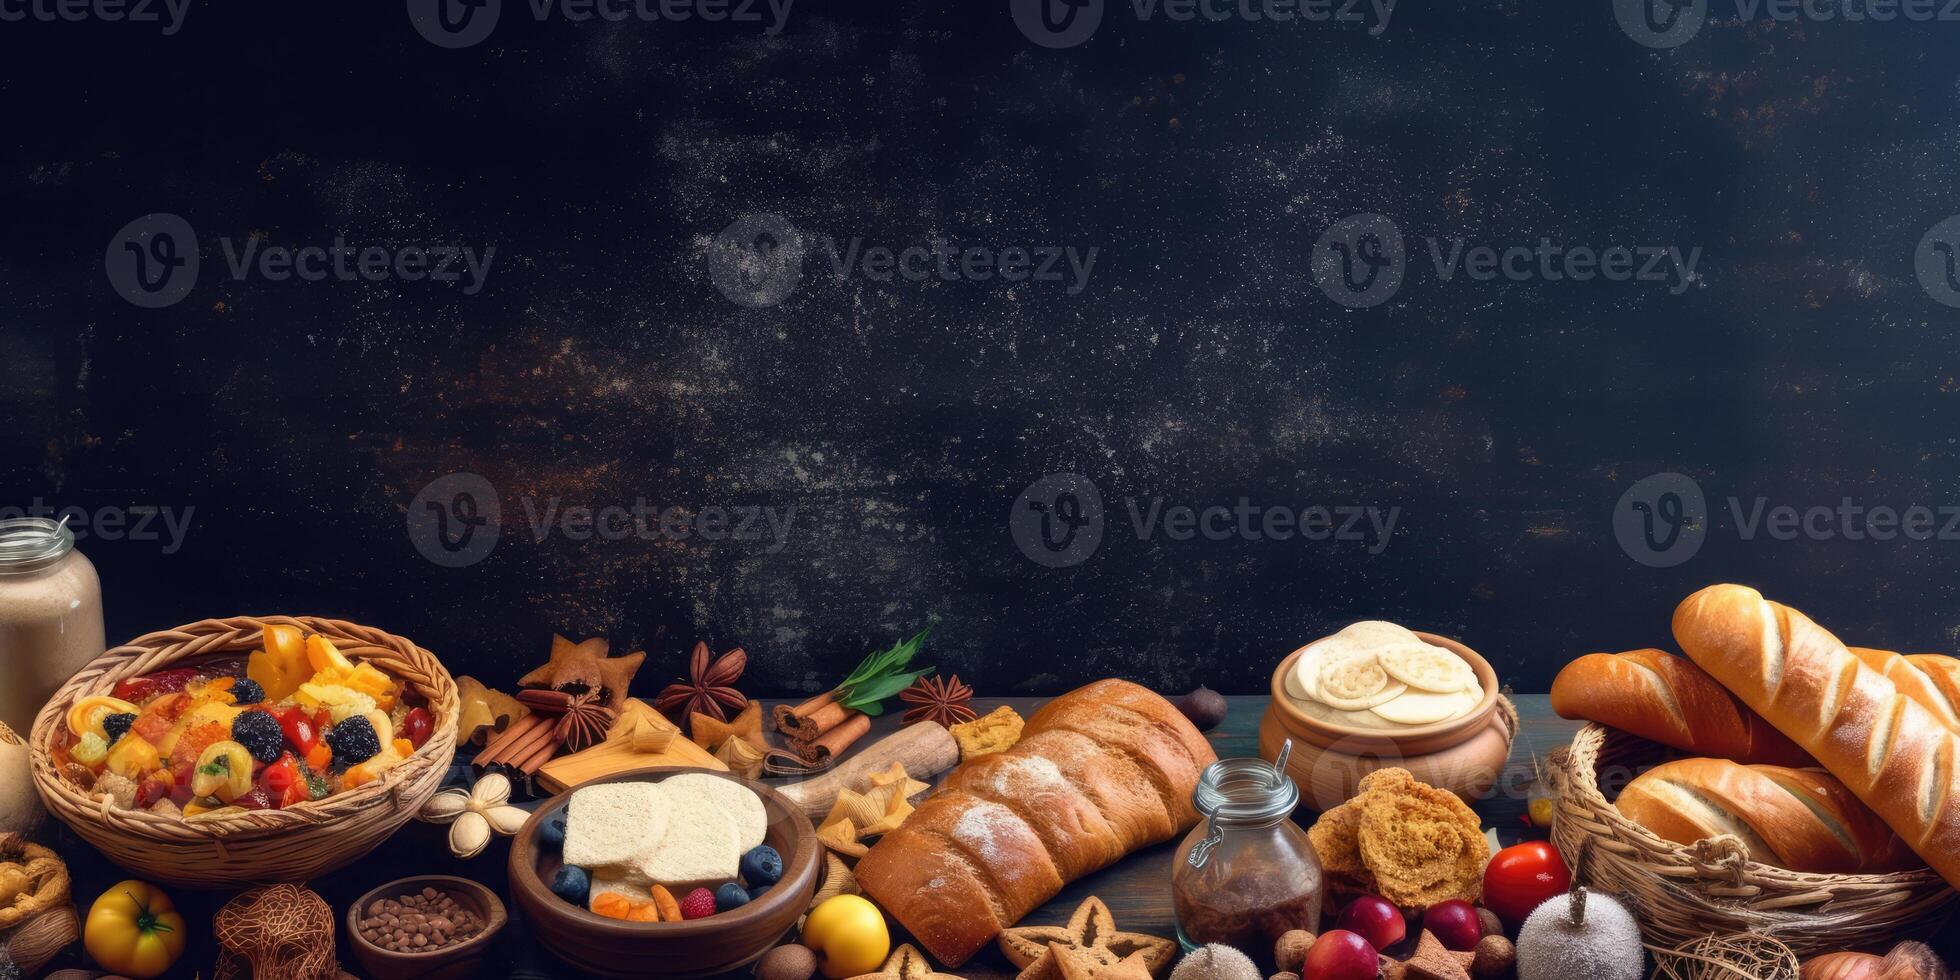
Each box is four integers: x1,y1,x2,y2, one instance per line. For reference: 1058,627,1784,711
539,815,567,850
714,882,750,912
739,845,783,887
551,865,590,906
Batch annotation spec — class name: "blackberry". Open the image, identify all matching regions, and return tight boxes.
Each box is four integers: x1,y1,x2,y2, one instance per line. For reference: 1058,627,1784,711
324,715,380,764
102,712,138,746
232,710,285,763
230,677,265,704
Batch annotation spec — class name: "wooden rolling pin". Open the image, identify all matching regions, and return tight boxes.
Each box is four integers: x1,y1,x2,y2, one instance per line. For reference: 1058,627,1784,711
776,722,960,820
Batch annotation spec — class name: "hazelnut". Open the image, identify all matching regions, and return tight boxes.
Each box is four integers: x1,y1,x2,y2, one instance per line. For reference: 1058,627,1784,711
1274,930,1316,973
1472,935,1516,979
1476,907,1504,938
756,943,820,980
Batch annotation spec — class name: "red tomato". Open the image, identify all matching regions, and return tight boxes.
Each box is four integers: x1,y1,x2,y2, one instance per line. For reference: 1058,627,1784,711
259,753,307,808
1483,841,1570,925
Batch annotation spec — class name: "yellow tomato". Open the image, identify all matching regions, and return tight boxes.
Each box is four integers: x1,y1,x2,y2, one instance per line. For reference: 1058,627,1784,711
802,895,890,979
85,880,186,979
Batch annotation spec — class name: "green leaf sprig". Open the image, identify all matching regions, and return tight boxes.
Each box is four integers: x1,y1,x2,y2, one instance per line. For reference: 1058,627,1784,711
833,623,935,716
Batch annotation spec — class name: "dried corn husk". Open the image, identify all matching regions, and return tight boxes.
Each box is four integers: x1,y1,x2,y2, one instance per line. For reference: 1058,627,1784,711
810,852,861,908
716,737,765,779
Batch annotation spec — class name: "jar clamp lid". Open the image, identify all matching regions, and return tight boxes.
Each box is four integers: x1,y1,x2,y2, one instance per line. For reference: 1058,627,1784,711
0,517,75,573
1187,740,1294,868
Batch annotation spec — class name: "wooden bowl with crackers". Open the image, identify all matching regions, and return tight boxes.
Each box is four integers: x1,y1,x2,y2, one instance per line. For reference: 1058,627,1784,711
507,767,820,979
1262,628,1515,809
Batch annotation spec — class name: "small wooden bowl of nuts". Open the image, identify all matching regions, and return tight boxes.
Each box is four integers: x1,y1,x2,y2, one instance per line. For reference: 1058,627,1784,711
345,875,508,980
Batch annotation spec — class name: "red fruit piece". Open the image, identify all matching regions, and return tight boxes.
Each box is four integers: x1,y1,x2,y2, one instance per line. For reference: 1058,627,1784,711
401,707,433,748
1335,895,1405,953
277,706,318,754
1422,900,1482,951
113,667,203,703
679,888,716,920
1483,841,1570,926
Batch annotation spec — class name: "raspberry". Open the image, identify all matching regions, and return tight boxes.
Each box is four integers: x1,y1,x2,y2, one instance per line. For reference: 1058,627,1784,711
679,887,717,920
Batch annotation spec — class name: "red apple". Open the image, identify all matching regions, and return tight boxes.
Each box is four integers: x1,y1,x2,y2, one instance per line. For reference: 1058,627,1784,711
1334,895,1406,953
1302,930,1379,980
1421,900,1482,951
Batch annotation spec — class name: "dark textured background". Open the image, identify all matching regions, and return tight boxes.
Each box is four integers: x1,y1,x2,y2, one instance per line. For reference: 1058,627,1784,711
5,1,1960,699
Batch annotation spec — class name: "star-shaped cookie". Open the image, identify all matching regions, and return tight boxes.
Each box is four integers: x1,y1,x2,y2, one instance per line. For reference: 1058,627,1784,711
519,635,646,710
1053,947,1156,980
996,897,1177,980
1398,931,1475,980
846,944,967,980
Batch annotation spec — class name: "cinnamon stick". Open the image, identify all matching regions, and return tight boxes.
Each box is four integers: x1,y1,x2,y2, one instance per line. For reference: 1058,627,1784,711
775,690,850,740
478,713,561,771
791,712,872,765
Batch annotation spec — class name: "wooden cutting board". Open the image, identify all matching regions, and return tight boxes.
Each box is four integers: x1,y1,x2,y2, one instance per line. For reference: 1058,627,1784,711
535,698,725,794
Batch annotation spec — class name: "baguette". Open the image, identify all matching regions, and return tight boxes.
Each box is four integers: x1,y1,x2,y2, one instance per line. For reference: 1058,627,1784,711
1551,649,1812,765
1614,758,1918,874
1847,648,1960,733
855,679,1215,966
1673,584,1960,890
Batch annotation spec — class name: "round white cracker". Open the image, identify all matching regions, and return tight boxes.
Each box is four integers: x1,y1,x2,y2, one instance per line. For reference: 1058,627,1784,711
1318,651,1388,700
1369,688,1477,725
1379,644,1474,694
1287,641,1331,704
1318,655,1406,710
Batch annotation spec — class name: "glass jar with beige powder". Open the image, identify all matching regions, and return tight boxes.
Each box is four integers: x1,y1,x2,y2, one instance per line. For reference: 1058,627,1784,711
0,517,106,735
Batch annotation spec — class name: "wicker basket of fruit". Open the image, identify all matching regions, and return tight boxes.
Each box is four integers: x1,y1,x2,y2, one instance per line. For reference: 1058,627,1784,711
28,615,458,888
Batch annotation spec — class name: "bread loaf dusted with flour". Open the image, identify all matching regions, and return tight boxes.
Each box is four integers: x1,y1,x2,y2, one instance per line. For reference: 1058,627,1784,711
1673,584,1960,890
855,679,1216,966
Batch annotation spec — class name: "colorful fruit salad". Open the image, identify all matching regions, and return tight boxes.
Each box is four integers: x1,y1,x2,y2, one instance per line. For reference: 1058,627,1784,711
53,626,438,819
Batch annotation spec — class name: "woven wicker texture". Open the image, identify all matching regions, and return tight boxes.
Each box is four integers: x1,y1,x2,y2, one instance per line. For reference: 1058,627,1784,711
28,616,458,888
1547,723,1955,956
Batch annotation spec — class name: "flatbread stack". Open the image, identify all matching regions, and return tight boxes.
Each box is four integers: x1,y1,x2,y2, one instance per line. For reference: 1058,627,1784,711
1282,621,1483,727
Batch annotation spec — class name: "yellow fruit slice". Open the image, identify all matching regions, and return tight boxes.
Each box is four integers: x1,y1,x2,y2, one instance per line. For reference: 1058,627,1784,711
68,696,140,739
191,740,253,801
249,625,310,701
105,734,161,780
306,633,356,676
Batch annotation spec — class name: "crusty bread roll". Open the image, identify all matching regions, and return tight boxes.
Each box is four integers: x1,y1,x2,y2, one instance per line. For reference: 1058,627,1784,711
1673,584,1960,890
855,679,1215,966
1614,758,1918,874
1551,649,1812,765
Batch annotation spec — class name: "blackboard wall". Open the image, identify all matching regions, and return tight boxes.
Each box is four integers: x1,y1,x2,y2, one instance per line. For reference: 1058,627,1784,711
6,0,1960,699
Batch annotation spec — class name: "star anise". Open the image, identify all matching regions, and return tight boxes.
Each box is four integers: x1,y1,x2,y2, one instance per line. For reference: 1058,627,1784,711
655,641,749,730
554,689,618,752
899,674,976,727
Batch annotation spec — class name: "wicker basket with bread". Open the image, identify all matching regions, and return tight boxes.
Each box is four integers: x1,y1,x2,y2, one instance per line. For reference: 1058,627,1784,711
1547,585,1960,955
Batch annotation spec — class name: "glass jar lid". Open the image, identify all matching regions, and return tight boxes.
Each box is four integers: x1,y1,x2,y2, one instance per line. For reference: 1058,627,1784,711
1191,741,1297,825
0,517,76,572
